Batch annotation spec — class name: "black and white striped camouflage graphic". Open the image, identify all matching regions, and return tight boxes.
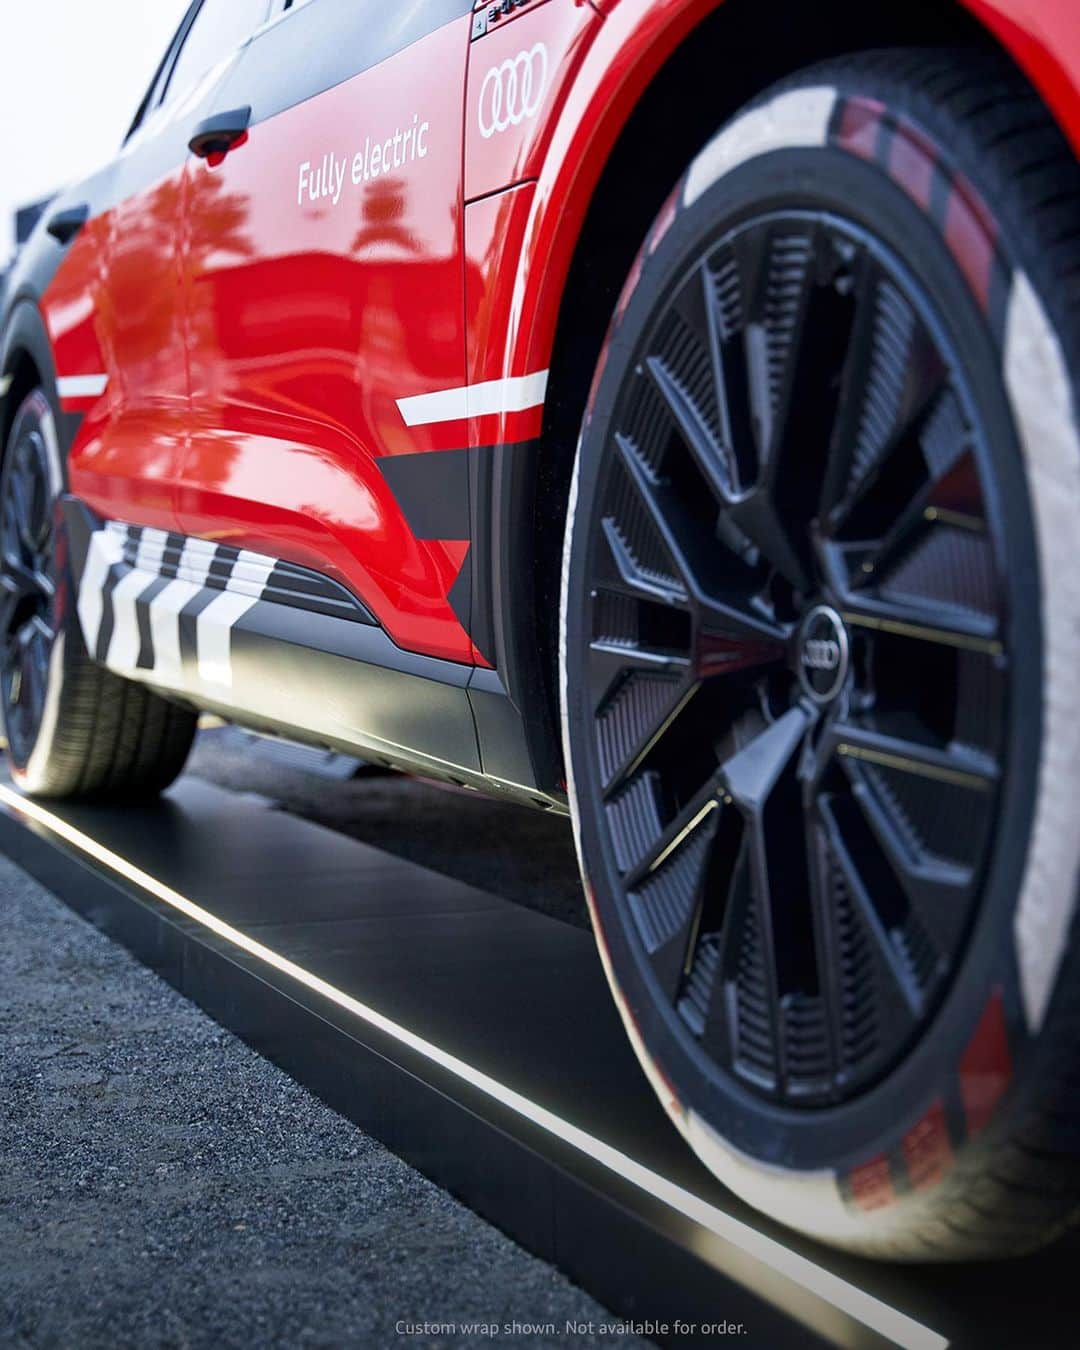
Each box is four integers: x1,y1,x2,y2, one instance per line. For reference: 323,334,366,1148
59,499,497,790
75,518,374,698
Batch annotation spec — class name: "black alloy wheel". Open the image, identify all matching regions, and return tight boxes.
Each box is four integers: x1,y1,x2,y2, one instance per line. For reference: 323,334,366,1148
579,209,1007,1110
0,404,59,766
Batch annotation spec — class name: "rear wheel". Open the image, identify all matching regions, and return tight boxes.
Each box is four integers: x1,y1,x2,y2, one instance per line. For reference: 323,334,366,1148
561,50,1080,1258
0,388,196,798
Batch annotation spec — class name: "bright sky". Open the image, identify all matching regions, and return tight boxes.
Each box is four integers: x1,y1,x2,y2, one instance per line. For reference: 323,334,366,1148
0,1,191,267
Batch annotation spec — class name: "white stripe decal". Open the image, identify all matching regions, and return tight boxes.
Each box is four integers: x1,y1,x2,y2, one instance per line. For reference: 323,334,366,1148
178,536,216,587
396,370,549,427
134,527,171,572
197,590,259,688
0,374,12,399
105,568,153,672
0,784,946,1350
148,578,202,686
684,87,836,206
76,529,125,655
56,374,109,399
233,549,276,589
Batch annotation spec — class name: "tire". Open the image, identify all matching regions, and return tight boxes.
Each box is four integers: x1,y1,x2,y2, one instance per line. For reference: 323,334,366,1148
560,48,1080,1260
0,388,196,799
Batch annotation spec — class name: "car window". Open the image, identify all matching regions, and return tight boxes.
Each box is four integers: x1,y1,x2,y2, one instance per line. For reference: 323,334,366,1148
125,0,201,140
162,0,273,107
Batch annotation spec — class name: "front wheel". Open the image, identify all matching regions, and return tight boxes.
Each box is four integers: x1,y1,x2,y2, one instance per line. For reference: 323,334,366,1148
561,49,1080,1260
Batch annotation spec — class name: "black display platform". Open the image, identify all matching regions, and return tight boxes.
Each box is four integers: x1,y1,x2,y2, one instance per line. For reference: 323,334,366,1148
0,773,1073,1349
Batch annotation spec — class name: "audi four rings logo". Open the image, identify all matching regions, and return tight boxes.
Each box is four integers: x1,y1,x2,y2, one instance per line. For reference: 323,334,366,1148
802,639,841,671
478,43,548,139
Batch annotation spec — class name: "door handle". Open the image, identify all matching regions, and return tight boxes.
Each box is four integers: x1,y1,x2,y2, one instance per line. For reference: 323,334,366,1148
46,204,90,245
188,106,252,160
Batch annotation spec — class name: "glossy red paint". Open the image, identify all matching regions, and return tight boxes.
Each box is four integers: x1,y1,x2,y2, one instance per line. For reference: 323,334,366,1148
465,184,536,387
464,0,599,201
46,165,190,536
39,225,107,407
464,184,547,454
475,0,718,413
176,14,478,664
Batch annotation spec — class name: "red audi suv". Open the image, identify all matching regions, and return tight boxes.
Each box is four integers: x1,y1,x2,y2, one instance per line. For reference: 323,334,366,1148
4,0,1080,1261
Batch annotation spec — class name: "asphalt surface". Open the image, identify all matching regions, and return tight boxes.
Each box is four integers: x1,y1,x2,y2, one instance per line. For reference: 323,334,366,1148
0,846,647,1349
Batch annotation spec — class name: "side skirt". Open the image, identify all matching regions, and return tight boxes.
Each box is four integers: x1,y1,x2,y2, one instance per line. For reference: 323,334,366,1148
61,499,565,810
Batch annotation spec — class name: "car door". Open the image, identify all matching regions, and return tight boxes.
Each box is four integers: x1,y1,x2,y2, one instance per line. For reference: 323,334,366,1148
175,0,478,665
55,0,273,539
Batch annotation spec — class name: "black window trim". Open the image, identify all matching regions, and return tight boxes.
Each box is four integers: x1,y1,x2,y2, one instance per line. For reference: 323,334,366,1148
126,0,280,142
266,0,313,23
124,0,205,143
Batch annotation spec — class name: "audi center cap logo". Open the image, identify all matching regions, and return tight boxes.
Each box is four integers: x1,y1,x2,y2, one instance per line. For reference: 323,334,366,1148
478,43,548,139
796,605,850,704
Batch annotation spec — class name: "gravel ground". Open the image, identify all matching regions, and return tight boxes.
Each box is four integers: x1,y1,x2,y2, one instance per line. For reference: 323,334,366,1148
186,731,588,928
0,854,646,1350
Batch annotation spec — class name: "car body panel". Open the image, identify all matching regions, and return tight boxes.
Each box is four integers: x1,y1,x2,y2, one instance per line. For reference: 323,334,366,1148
464,0,599,202
175,8,477,663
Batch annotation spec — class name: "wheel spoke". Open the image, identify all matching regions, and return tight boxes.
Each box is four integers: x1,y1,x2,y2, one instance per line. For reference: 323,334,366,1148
737,225,866,586
722,706,819,1091
627,798,734,1007
802,813,844,1087
597,516,687,610
610,431,722,601
726,490,813,594
593,663,697,796
824,276,949,538
838,589,1000,655
641,259,745,501
734,811,786,1085
624,771,723,888
588,639,690,703
0,554,51,605
612,431,787,648
818,795,924,1019
853,434,969,579
643,353,734,503
721,704,812,812
826,719,998,791
840,755,974,960
692,622,787,679
15,621,46,725
703,248,757,493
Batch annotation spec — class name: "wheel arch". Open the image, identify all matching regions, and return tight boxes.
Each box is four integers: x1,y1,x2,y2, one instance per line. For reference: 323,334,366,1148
0,301,60,457
496,0,1080,780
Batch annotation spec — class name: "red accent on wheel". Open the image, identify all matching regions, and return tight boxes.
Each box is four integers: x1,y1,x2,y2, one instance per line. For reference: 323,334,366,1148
836,96,885,160
959,987,1013,1134
944,176,999,314
887,117,938,212
902,1101,953,1191
848,1155,897,1213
